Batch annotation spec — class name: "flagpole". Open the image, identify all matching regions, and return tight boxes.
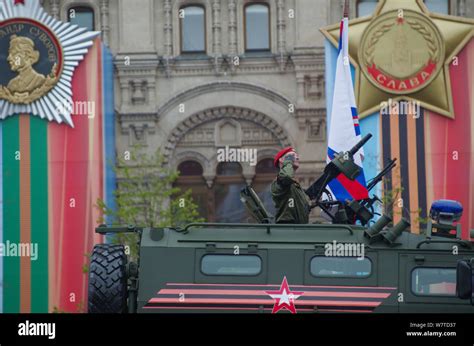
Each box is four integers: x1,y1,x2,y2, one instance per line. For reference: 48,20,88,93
343,0,349,18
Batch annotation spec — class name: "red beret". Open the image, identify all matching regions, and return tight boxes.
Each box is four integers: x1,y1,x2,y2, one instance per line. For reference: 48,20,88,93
274,147,294,167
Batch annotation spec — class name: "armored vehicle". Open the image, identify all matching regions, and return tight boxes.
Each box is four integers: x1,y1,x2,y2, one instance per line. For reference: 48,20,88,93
88,134,474,313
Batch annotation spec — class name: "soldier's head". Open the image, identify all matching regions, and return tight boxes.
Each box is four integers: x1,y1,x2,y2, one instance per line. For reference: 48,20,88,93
274,147,300,171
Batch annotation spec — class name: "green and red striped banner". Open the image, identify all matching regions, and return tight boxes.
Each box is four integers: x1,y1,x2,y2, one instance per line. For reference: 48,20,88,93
0,38,115,312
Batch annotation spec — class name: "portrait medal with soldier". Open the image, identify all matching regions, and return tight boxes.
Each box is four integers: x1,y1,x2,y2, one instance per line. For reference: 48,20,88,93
0,18,62,104
0,0,99,126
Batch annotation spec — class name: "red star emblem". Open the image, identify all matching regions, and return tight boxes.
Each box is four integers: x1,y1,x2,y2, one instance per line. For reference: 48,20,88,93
265,276,304,314
14,0,25,5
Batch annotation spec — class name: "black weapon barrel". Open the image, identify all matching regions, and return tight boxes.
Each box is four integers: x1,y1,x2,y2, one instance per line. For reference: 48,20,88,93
366,158,397,191
348,134,372,156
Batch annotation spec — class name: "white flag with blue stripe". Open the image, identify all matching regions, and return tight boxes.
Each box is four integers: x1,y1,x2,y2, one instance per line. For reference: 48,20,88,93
327,17,369,201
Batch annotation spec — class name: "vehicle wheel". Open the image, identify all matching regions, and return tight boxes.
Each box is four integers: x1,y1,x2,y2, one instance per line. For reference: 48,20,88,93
88,244,128,313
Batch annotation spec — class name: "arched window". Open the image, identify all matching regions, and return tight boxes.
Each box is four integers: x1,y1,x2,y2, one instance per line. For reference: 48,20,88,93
356,0,378,17
216,162,242,176
67,6,95,31
178,160,203,176
255,158,278,174
245,3,270,52
175,160,207,218
180,5,206,53
214,163,246,222
177,160,277,223
424,0,449,14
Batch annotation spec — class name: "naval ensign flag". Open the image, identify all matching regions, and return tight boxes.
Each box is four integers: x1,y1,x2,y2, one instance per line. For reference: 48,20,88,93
326,16,369,201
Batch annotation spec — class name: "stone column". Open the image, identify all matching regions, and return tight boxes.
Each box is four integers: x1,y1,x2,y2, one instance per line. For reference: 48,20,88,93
212,0,222,55
120,80,131,112
100,0,110,44
163,0,173,57
147,79,156,106
50,0,59,19
228,0,237,56
458,0,466,17
296,75,306,105
276,0,286,54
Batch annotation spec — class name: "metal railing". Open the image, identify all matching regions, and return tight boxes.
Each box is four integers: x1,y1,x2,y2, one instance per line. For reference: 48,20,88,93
180,222,354,235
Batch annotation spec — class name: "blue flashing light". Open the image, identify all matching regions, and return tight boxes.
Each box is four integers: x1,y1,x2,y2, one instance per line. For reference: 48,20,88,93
430,200,463,221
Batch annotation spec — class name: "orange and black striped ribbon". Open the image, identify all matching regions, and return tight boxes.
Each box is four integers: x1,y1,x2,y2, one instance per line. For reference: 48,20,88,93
381,102,427,233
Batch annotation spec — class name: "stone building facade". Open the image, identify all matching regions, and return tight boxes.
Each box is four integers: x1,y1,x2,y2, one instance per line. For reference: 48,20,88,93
39,0,473,222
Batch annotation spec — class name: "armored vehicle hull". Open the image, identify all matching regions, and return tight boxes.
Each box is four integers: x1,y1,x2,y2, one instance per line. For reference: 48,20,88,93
89,223,474,314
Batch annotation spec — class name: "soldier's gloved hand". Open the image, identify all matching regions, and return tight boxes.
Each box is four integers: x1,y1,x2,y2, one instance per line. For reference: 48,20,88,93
283,153,296,163
279,151,300,170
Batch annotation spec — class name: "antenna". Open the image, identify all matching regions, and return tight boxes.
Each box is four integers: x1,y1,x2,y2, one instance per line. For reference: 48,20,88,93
343,0,349,18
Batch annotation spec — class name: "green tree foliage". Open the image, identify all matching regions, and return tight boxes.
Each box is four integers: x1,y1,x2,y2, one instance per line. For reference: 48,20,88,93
381,172,428,230
96,146,204,259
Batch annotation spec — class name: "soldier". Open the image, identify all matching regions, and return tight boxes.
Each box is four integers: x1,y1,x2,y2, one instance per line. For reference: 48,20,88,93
271,147,311,224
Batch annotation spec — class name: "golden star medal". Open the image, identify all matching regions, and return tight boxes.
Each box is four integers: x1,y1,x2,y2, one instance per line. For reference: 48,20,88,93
321,0,474,118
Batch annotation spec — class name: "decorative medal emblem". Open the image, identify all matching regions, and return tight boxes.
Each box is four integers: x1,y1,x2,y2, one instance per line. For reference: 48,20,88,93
0,19,62,104
0,0,99,126
359,9,445,95
321,0,474,118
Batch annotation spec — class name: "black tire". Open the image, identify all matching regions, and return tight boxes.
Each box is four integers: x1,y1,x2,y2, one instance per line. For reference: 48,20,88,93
88,244,128,313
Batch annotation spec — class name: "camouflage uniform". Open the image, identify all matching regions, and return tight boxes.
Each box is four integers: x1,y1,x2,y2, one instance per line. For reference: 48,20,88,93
271,160,311,224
